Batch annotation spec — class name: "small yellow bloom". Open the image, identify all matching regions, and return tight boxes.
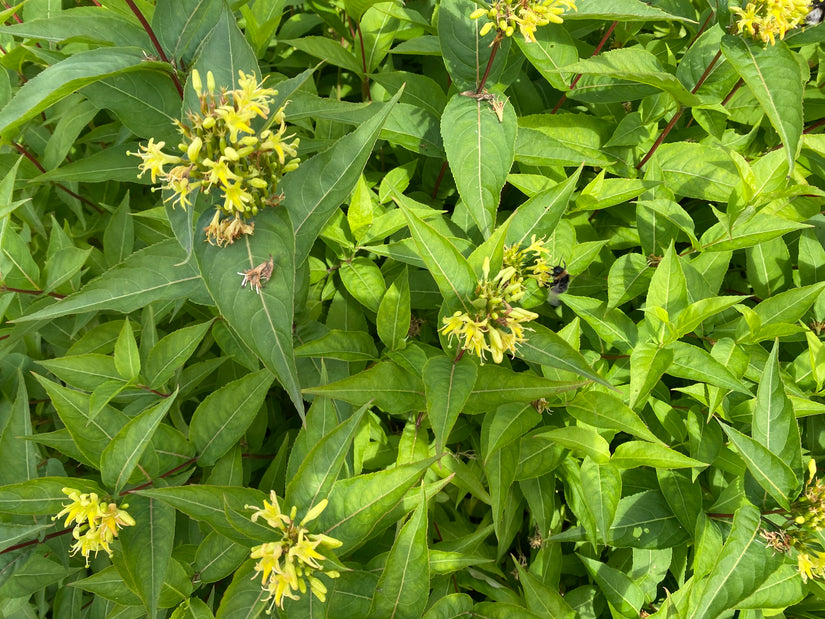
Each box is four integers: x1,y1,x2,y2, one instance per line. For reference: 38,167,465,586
130,139,181,183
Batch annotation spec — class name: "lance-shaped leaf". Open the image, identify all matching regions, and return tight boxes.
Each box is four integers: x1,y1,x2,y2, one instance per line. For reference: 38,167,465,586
721,424,797,510
441,93,517,238
33,374,128,469
518,323,612,388
424,355,477,454
721,36,803,171
0,477,103,515
189,370,273,467
377,267,411,351
137,486,267,546
285,403,368,513
566,391,661,444
303,361,426,414
195,207,302,415
628,342,673,410
688,504,782,618
570,0,697,21
506,166,582,246
559,47,701,107
752,341,802,477
395,191,476,305
284,90,401,263
16,240,210,322
318,458,437,554
113,493,175,619
580,458,622,544
464,365,585,413
577,554,645,617
0,47,169,136
367,488,429,619
100,389,179,493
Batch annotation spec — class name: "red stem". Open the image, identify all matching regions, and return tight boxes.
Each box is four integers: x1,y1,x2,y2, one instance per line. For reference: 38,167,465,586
476,39,500,94
432,160,449,199
12,143,103,214
123,0,183,99
637,51,721,169
552,21,617,114
1,286,65,299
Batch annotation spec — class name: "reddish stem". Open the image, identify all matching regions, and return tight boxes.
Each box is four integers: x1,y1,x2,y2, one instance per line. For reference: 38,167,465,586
123,0,183,99
637,51,721,169
123,457,198,495
12,143,103,213
1,286,65,299
0,527,74,555
476,39,500,94
552,21,617,114
432,160,449,199
356,21,371,102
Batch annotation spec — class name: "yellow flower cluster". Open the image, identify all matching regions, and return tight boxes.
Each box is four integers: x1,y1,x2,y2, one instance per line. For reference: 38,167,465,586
53,487,135,567
471,0,577,43
130,70,300,246
246,492,342,612
442,236,560,364
731,0,813,44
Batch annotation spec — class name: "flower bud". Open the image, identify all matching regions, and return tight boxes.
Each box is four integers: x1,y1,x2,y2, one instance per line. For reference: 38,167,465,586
223,146,240,161
206,71,216,95
187,136,203,161
191,70,202,95
202,116,216,129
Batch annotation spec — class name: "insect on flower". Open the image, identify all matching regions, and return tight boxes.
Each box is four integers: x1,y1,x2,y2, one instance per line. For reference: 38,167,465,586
239,254,274,294
808,0,825,24
547,261,570,306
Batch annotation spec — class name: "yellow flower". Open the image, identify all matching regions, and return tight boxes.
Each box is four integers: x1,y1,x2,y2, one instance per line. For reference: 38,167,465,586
216,105,256,143
221,180,252,214
130,139,181,183
247,495,342,611
54,488,135,566
202,157,240,189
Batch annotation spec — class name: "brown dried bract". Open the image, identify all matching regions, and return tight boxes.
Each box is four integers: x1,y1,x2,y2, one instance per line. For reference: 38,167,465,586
459,89,508,123
238,254,274,294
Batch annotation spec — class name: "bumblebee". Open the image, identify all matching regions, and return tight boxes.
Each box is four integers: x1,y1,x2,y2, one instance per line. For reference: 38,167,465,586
547,261,570,306
808,0,825,25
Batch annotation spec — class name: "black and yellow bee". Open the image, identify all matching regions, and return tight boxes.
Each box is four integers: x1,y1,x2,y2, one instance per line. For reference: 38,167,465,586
808,0,825,25
547,261,570,306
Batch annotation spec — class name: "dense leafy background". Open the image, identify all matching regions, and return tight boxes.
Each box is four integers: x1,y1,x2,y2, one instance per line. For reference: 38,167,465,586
1,0,825,617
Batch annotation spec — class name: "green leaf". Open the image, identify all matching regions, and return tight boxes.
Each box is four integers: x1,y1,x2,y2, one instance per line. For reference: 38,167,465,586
137,486,267,546
295,329,379,361
506,166,582,246
514,563,575,618
195,207,302,415
651,143,739,201
560,47,700,107
515,23,578,91
580,458,622,544
701,214,810,252
113,493,176,619
517,323,612,388
284,91,401,263
16,240,209,322
667,341,750,394
153,0,223,65
646,243,688,323
657,468,703,532
100,390,178,493
736,564,806,610
303,361,426,414
190,370,273,467
481,403,541,462
571,0,696,21
113,319,139,381
0,477,103,515
367,490,429,619
721,424,797,510
533,426,611,463
214,560,268,618
422,594,474,619
33,374,128,469
36,353,121,392
721,36,803,171
612,441,707,469
752,282,825,326
751,340,802,476
285,403,368,512
577,554,645,617
319,458,437,554
424,355,477,454
103,193,135,267
688,504,782,618
673,295,747,338
437,0,511,91
395,191,477,304
441,93,517,237
377,267,411,351
463,365,585,413
628,342,673,410
566,391,661,444
282,36,362,73
609,490,689,548
0,47,166,136
144,321,213,387
340,257,386,312
561,295,638,352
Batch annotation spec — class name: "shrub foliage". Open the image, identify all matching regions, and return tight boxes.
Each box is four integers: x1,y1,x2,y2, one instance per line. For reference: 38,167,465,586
1,0,825,617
